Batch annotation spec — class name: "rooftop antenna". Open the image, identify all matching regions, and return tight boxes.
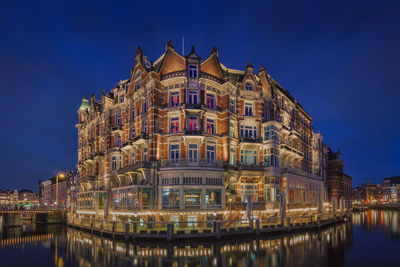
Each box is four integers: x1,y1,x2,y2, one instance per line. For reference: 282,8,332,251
182,36,184,55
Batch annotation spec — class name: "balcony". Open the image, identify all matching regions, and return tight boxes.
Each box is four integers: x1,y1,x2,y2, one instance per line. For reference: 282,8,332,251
84,155,94,164
94,152,104,159
79,175,97,182
185,129,203,135
110,147,122,153
160,159,223,169
281,167,321,180
116,162,153,174
280,144,303,157
122,140,133,150
238,164,265,171
133,133,149,142
239,137,263,143
185,103,202,109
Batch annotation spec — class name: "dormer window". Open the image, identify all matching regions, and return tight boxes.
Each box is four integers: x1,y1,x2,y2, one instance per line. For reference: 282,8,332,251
188,65,198,78
245,82,254,91
119,95,124,103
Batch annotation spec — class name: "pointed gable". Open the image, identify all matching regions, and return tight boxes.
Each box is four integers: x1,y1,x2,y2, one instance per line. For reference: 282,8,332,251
241,62,260,91
201,46,224,80
258,65,271,96
158,41,186,76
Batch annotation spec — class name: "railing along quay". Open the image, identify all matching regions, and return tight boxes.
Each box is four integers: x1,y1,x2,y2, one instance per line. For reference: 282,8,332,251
67,211,350,241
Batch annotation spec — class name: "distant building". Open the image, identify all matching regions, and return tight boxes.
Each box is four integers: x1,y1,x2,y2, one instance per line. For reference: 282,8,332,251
18,189,39,206
352,187,363,203
327,149,352,209
0,190,12,205
39,171,76,209
0,189,38,208
381,176,400,203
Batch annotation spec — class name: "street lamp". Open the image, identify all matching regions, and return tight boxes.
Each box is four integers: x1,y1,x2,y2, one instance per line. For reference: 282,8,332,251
56,172,65,210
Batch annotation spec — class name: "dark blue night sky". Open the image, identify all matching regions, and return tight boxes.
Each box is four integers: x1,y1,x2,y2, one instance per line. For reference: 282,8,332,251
1,0,399,191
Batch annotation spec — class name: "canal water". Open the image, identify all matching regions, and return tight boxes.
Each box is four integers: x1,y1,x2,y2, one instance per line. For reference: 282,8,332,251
0,210,399,267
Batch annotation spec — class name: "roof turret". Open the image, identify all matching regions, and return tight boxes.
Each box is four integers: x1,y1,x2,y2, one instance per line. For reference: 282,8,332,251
79,97,90,111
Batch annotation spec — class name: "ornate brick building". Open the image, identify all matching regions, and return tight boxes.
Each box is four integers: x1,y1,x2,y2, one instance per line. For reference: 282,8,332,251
75,42,328,222
327,149,352,209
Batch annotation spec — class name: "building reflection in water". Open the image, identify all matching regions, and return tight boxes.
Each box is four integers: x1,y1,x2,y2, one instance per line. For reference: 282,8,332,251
0,217,355,267
353,210,400,237
56,223,352,267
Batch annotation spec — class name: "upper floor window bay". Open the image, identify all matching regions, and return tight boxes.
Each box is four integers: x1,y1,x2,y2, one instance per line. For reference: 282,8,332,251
187,116,199,130
245,82,254,91
187,91,198,105
188,65,198,78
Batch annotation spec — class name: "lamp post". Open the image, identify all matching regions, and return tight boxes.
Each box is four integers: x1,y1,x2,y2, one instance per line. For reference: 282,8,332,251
55,173,65,210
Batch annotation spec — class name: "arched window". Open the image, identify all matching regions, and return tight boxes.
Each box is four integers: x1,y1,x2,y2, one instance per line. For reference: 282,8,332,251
245,82,254,91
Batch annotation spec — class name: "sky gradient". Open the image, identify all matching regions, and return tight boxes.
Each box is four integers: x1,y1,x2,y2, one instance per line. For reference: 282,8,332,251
1,0,399,191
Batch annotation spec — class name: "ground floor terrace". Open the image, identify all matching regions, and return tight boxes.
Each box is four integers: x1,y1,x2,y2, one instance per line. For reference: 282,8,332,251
67,208,350,241
74,167,326,225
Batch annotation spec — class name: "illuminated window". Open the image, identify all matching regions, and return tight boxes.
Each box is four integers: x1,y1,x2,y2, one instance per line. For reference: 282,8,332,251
187,116,198,130
188,65,198,78
170,117,179,133
206,94,215,109
162,188,180,209
241,183,258,202
206,118,215,135
170,92,179,107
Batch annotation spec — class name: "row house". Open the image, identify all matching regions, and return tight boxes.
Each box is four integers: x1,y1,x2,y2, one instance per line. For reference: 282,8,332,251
75,42,327,223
